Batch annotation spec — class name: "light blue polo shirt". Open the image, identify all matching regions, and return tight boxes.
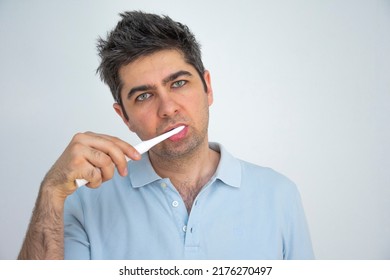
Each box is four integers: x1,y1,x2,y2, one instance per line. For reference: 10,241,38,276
64,143,314,259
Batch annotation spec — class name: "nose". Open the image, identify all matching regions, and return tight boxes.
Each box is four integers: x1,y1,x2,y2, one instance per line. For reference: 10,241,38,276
157,93,179,118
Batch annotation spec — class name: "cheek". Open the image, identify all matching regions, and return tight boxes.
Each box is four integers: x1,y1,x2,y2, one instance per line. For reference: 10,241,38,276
194,95,211,124
127,111,157,139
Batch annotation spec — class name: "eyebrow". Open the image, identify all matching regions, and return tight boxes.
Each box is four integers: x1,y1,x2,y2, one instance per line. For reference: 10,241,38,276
127,84,157,99
126,70,193,99
162,70,192,85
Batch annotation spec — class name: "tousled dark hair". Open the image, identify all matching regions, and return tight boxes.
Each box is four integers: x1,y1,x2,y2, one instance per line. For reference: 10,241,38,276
96,11,206,106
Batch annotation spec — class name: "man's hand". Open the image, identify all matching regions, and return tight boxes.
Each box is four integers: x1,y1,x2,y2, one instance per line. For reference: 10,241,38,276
44,132,141,196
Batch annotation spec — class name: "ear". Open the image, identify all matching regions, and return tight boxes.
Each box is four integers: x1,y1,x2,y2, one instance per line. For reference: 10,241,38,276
113,103,135,132
203,70,214,106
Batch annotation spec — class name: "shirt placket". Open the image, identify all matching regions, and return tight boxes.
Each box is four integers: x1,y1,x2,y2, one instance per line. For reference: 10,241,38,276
160,179,189,240
159,177,215,259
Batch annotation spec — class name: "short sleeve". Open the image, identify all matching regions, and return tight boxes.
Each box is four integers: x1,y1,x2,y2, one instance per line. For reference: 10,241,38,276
64,191,91,259
283,189,315,259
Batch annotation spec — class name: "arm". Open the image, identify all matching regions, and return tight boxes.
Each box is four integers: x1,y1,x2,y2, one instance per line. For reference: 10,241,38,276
284,189,314,260
17,180,67,259
17,132,140,259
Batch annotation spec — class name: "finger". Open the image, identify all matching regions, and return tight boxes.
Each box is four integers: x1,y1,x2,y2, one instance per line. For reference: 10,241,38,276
66,145,104,188
84,166,102,189
88,136,129,177
88,133,142,161
87,148,116,182
73,152,115,188
79,132,138,176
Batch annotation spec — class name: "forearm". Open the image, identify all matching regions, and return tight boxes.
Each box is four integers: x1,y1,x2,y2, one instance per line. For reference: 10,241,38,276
18,183,67,260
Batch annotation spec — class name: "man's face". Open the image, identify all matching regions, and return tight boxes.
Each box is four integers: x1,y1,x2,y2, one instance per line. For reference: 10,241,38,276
114,49,213,159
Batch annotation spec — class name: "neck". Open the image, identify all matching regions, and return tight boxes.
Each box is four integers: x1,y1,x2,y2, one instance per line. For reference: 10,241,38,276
148,140,220,212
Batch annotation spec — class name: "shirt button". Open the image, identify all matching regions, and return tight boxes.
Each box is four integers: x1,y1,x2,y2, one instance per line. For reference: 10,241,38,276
182,225,187,232
172,201,179,207
160,182,167,188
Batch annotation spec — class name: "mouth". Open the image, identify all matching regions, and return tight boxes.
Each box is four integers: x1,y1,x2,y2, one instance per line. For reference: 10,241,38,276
165,125,188,142
163,124,186,133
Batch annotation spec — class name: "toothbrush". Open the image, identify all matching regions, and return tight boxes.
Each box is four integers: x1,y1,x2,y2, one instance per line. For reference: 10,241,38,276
75,125,185,187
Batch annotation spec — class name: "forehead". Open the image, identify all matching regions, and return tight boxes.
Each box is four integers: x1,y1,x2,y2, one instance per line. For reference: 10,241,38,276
118,49,194,86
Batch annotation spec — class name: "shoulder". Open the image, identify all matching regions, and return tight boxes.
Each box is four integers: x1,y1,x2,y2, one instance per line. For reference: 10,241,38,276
214,142,300,197
238,159,301,199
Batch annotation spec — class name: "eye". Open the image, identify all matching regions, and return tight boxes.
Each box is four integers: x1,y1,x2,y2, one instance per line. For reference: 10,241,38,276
172,80,187,88
135,92,152,102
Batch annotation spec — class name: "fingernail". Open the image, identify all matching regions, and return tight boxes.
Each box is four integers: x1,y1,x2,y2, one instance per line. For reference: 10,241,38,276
133,151,141,160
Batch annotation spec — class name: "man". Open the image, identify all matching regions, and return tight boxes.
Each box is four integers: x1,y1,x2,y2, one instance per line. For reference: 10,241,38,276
18,11,314,259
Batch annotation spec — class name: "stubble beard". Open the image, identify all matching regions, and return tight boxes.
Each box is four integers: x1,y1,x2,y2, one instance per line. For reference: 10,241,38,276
150,107,210,163
152,124,208,161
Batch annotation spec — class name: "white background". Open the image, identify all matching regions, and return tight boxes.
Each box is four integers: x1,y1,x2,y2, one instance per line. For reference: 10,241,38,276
0,0,389,259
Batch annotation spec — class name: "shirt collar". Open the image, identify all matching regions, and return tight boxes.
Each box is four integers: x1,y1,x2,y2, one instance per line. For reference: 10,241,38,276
209,142,241,188
128,153,161,188
128,142,241,189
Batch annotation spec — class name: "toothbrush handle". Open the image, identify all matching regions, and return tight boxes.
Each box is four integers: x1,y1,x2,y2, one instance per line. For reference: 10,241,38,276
75,179,88,187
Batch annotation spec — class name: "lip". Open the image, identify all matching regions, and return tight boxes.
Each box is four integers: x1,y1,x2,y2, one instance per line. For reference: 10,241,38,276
165,124,188,142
